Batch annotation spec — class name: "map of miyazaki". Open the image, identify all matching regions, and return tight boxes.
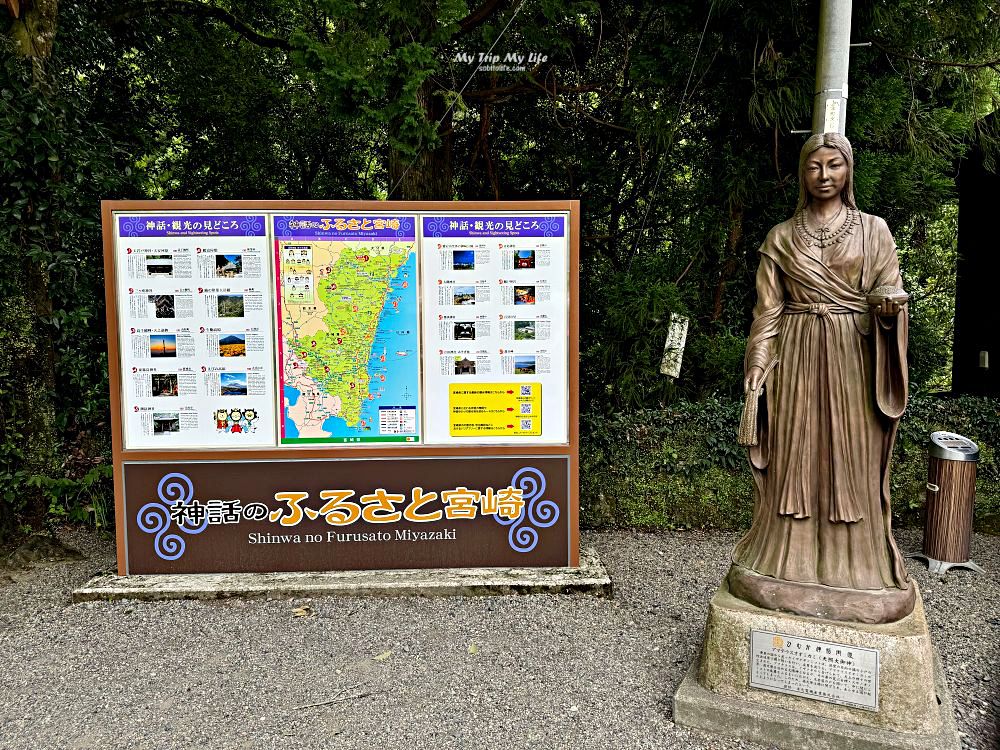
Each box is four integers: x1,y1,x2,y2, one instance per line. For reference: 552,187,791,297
276,218,420,443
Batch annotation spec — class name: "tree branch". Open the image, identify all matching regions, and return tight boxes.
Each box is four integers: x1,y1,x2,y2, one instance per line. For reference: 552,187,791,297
872,40,1000,70
462,81,535,99
464,80,605,99
458,0,507,35
108,1,294,51
526,74,633,132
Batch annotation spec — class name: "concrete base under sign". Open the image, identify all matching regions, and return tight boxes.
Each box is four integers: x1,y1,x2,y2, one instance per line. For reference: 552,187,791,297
72,546,611,602
673,578,960,750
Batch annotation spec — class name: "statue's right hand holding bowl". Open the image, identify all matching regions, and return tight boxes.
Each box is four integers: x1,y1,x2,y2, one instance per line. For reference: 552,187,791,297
866,287,908,318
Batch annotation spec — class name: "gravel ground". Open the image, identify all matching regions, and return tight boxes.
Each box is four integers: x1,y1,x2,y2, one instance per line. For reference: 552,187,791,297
0,528,997,750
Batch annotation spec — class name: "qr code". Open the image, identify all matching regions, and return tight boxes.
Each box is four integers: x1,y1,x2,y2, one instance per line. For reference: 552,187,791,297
520,385,532,396
519,402,532,415
520,419,533,430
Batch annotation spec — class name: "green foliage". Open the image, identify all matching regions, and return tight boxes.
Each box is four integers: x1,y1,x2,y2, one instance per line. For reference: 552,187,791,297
897,204,959,391
684,325,748,399
581,395,1000,532
0,11,126,538
2,0,999,536
582,252,687,409
893,395,1000,525
456,0,998,408
117,14,377,199
580,399,755,530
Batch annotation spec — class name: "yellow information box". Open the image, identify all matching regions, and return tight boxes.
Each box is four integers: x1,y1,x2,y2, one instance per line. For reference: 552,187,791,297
449,383,542,437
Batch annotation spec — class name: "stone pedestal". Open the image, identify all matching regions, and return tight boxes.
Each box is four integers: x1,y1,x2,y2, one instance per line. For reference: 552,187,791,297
673,579,960,750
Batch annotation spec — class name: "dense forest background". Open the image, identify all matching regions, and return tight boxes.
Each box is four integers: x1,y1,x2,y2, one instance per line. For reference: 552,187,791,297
2,0,999,538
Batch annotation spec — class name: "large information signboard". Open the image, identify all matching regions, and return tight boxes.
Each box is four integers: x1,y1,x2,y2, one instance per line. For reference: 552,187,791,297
103,201,579,575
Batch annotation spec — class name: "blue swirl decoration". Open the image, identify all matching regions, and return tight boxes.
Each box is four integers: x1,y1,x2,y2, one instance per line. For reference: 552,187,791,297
136,472,207,561
538,216,561,238
121,217,143,238
275,217,291,237
240,216,265,237
494,467,559,553
425,217,449,238
396,217,414,239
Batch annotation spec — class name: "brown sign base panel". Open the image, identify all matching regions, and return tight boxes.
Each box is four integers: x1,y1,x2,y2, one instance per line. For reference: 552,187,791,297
124,456,570,574
103,200,581,576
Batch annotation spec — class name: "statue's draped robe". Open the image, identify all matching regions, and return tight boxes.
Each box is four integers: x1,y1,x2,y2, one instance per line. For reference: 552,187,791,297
733,213,911,593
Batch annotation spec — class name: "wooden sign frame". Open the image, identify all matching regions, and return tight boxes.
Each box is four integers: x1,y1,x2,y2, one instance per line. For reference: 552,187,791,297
102,200,580,575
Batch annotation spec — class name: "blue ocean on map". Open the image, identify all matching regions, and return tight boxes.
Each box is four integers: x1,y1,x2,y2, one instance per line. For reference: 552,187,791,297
317,251,420,439
283,385,300,438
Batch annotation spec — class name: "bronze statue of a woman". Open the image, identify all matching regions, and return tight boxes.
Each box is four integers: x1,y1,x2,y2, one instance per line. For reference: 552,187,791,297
731,133,914,625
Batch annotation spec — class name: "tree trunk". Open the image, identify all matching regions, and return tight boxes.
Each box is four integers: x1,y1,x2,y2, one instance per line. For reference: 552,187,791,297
387,78,454,200
8,0,57,59
710,202,744,321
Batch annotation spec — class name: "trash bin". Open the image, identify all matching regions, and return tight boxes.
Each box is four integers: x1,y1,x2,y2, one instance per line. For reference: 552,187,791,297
908,431,984,574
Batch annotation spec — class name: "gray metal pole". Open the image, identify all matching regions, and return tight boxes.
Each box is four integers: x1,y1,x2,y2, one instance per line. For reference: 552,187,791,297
812,0,852,134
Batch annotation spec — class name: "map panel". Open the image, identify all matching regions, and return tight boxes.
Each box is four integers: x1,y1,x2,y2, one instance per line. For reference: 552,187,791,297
274,215,420,444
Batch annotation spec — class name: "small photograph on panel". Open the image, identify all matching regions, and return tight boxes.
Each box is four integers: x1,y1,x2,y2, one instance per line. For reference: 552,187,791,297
454,356,477,375
220,372,249,396
149,334,177,358
215,254,243,278
514,320,535,340
454,321,476,340
151,373,179,397
153,412,180,434
218,333,246,357
217,294,245,318
453,286,476,305
514,249,535,269
146,254,174,277
514,285,535,305
514,355,536,374
149,294,175,319
452,250,475,271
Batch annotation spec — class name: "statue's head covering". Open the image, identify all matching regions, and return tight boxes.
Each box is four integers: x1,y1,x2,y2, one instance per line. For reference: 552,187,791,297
796,133,857,210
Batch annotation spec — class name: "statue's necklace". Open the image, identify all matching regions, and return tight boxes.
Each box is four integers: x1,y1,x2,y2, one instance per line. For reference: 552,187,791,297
794,205,858,249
